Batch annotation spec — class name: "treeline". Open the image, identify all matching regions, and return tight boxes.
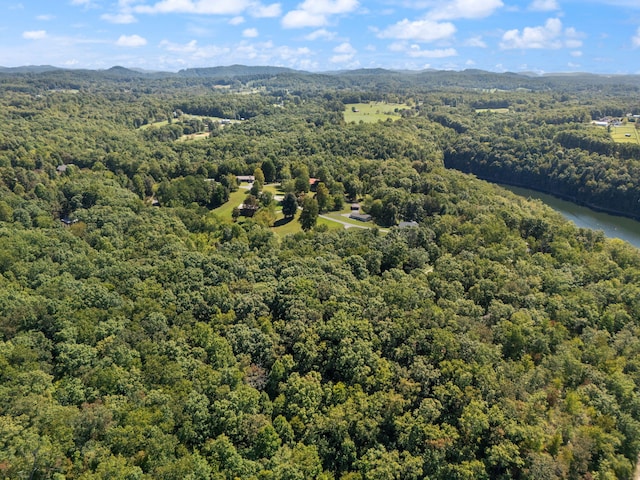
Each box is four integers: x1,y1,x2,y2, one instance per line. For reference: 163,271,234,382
437,105,640,219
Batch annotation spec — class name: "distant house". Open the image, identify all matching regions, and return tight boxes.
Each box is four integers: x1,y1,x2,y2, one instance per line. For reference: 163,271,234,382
236,175,255,183
239,203,259,217
56,164,69,173
349,212,372,222
309,178,320,191
60,217,78,226
350,203,360,211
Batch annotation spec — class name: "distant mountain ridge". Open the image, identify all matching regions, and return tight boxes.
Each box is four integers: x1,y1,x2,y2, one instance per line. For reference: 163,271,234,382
1,64,639,93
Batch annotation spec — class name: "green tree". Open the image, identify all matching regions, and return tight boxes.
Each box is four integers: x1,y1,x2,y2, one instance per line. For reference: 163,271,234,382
282,192,298,218
299,197,319,231
262,159,277,183
254,167,266,185
315,182,331,213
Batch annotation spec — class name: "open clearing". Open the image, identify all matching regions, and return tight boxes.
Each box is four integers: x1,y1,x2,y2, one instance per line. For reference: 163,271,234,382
211,187,349,236
475,108,510,114
610,124,640,145
344,102,409,123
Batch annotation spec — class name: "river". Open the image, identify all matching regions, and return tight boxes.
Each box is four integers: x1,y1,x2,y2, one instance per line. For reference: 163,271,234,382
500,184,640,249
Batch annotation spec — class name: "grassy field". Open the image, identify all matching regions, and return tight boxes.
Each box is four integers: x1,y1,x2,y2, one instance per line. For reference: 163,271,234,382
475,108,510,114
321,209,377,228
211,187,346,237
211,189,246,218
139,114,214,130
344,102,409,123
610,124,640,144
177,132,210,142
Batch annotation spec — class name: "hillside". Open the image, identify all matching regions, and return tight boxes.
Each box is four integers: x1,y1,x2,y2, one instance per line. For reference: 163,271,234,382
0,70,639,479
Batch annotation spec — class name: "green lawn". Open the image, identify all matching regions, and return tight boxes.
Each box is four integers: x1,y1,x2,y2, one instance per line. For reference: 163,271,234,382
211,189,246,218
610,124,640,144
321,209,377,228
344,102,409,123
211,189,346,237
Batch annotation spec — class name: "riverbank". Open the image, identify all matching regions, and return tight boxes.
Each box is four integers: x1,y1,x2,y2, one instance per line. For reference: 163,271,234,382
499,183,640,249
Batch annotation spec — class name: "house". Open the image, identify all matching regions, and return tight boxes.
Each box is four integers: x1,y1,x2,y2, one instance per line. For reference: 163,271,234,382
309,178,320,191
349,212,372,222
350,203,360,211
236,175,255,183
60,217,78,226
56,164,69,173
239,203,259,217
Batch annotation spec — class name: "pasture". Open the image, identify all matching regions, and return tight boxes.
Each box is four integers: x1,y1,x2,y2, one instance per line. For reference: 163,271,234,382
344,102,409,123
610,124,640,145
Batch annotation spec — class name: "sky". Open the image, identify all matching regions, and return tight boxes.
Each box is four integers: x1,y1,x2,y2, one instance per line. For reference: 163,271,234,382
2,0,640,74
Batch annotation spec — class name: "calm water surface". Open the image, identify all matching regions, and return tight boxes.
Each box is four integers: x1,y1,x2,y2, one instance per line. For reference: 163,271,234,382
501,185,640,249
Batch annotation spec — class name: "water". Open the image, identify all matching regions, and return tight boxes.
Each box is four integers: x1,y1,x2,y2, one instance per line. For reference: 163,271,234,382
500,184,640,249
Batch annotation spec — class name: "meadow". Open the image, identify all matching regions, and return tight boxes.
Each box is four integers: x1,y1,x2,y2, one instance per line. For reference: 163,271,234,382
344,102,409,123
610,123,640,144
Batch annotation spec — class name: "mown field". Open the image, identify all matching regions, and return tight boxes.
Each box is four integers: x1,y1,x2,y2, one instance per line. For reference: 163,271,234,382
610,123,640,144
344,102,409,123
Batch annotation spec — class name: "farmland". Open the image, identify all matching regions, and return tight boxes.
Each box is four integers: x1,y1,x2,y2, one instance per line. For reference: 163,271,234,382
610,123,640,144
344,102,410,123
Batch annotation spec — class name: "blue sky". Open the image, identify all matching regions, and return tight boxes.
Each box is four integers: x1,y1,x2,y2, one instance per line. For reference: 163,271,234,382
2,0,640,73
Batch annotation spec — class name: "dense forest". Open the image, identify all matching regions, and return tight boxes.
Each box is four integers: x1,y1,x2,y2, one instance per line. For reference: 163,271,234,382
1,67,640,479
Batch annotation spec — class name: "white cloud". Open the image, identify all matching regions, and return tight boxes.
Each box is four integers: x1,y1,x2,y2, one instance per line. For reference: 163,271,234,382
334,42,355,54
71,0,91,4
407,46,457,58
379,19,456,42
243,28,259,38
464,36,486,47
570,50,582,57
529,0,559,11
135,1,276,17
282,10,326,28
500,18,583,49
159,39,201,54
330,42,356,63
116,34,147,47
304,28,336,40
633,27,640,48
36,14,55,21
102,13,137,23
251,3,282,17
229,16,245,25
23,30,47,40
282,0,359,28
158,39,317,69
135,0,252,15
430,0,503,20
